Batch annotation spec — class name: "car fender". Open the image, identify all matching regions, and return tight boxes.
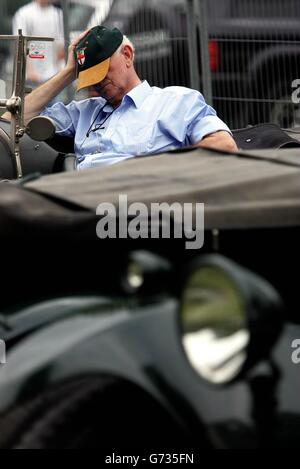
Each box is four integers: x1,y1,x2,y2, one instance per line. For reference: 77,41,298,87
0,296,255,431
248,44,300,81
0,298,181,414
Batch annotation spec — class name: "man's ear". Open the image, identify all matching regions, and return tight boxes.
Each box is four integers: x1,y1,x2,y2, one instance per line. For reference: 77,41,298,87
122,44,134,65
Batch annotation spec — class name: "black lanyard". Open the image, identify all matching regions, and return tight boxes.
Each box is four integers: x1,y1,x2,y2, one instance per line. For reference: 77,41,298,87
86,103,119,138
80,103,119,149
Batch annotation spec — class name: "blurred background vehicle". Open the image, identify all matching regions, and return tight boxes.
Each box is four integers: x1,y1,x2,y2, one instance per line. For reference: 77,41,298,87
1,0,300,128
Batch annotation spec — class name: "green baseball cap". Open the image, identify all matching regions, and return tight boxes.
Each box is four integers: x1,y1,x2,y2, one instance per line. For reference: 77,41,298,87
75,26,123,91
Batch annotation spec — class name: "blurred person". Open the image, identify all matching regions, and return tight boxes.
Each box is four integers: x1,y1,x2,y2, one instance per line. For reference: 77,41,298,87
4,26,237,170
12,0,65,87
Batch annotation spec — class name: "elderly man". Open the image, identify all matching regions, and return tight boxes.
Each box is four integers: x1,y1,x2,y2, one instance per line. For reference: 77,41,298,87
6,26,238,169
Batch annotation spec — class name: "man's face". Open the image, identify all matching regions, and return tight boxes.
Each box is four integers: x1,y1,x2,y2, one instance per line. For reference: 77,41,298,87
91,46,132,106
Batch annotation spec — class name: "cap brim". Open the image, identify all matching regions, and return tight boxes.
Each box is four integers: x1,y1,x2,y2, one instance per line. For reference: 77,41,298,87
77,57,110,92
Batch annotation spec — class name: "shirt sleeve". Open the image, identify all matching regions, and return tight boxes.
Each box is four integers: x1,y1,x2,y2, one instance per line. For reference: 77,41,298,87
41,101,77,137
185,91,232,144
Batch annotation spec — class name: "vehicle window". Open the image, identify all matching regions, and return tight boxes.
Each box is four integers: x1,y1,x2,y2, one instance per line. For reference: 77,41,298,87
231,0,300,18
68,3,95,31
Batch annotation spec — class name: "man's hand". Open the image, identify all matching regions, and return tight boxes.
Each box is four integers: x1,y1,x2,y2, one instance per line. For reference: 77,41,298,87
195,131,238,153
65,29,90,80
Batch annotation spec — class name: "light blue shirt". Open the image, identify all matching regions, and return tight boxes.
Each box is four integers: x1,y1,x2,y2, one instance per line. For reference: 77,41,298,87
42,81,231,170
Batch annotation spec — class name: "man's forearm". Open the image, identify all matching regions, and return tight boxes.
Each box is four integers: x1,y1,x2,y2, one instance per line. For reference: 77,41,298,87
196,131,238,153
24,68,74,123
3,68,75,124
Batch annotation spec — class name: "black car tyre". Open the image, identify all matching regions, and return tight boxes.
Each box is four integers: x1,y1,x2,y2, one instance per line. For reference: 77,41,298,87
0,375,196,449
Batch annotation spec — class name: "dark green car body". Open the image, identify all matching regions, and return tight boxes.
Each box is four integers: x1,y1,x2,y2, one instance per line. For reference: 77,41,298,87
0,147,299,449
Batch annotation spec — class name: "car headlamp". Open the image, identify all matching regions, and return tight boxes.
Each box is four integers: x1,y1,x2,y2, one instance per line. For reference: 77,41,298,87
180,255,284,385
123,251,284,385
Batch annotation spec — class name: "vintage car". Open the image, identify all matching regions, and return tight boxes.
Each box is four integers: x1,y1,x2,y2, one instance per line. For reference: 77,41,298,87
0,143,300,449
0,31,299,450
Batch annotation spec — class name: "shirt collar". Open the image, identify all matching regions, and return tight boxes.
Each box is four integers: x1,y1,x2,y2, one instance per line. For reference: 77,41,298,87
100,81,152,112
125,80,152,108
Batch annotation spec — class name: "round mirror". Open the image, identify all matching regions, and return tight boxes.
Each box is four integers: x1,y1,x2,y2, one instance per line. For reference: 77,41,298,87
26,116,55,141
181,260,250,385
